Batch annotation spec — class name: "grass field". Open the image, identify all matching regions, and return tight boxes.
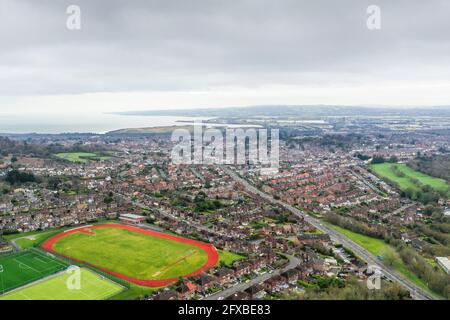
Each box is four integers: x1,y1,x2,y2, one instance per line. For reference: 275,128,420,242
0,267,123,300
370,163,450,195
0,250,68,294
51,227,209,281
107,248,236,300
326,223,439,298
55,152,109,163
3,219,120,249
217,250,245,267
328,224,395,257
13,231,61,249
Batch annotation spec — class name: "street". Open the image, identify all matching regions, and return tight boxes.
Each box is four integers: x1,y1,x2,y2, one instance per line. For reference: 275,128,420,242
223,166,435,300
205,254,300,300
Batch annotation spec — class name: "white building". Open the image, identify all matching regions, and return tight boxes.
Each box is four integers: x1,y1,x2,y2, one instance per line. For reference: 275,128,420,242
119,213,146,225
436,256,450,274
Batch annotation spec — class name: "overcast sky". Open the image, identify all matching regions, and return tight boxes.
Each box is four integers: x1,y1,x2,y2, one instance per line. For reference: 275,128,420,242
1,0,450,114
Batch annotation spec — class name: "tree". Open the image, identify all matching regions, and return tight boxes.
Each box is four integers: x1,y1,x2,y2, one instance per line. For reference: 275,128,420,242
383,249,400,267
355,153,370,161
371,156,385,164
422,205,435,216
389,156,399,163
5,170,36,185
404,187,415,199
104,191,114,204
46,176,62,190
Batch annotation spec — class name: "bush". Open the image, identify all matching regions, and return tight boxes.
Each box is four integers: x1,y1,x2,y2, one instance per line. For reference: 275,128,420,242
395,243,450,298
324,212,387,240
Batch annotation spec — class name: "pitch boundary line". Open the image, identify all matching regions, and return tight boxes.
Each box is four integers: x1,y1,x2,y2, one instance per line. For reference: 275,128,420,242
64,225,94,233
152,249,198,277
41,223,219,287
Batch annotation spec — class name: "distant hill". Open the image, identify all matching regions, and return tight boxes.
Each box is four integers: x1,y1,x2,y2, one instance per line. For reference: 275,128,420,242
112,105,450,118
106,125,200,135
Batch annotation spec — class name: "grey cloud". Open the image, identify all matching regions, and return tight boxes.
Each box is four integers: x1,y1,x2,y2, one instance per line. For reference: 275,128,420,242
0,0,449,95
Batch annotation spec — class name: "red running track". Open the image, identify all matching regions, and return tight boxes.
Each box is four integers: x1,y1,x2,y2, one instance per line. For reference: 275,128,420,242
41,223,219,287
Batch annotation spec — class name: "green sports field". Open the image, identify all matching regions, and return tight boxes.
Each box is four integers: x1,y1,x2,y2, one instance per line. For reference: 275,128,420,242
0,250,68,294
0,267,123,300
52,227,208,280
55,152,110,163
370,163,450,194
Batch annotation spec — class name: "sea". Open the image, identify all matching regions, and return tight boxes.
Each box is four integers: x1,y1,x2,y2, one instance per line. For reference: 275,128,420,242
0,113,212,134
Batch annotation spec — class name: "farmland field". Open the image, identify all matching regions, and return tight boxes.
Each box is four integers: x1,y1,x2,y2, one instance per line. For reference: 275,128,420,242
42,224,219,287
0,267,123,300
55,152,110,163
0,249,68,294
369,163,450,195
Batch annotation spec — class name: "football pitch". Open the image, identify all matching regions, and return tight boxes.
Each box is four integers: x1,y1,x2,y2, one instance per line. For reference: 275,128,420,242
0,267,124,300
0,249,68,294
42,224,219,287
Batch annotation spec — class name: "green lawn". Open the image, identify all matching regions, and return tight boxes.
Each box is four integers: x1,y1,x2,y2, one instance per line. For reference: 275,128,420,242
329,225,389,256
4,230,55,241
370,163,450,195
55,152,110,163
0,268,123,300
3,219,120,245
0,249,68,294
52,227,208,280
111,282,159,300
218,250,245,267
327,224,440,298
14,231,61,249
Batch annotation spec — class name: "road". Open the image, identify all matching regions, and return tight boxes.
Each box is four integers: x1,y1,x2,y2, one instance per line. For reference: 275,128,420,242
223,166,435,300
382,203,415,220
205,254,300,300
9,231,56,252
349,167,385,195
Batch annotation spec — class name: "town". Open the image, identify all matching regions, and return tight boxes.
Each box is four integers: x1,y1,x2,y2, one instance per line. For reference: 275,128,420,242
1,107,449,301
